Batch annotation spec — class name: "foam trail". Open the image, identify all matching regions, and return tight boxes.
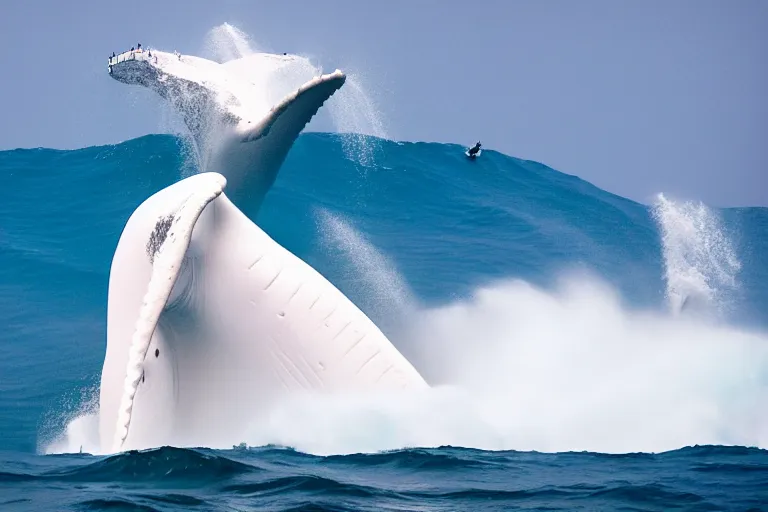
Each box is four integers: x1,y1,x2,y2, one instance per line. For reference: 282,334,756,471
651,193,741,316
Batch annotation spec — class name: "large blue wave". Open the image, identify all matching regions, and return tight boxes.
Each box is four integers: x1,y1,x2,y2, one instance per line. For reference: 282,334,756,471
1,133,766,455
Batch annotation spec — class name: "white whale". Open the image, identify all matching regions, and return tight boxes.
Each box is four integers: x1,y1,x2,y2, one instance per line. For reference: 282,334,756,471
101,49,428,454
108,48,343,217
100,171,428,454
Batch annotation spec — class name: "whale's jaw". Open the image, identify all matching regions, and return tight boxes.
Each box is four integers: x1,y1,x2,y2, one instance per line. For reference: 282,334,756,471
108,49,346,218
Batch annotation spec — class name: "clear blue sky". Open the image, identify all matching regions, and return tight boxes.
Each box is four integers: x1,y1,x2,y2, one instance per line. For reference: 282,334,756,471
1,0,765,206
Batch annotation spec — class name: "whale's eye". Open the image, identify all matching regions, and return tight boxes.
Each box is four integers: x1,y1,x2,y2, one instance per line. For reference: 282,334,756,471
155,349,160,358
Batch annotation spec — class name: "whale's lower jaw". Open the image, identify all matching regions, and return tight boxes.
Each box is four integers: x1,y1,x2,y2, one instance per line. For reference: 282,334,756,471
99,173,427,453
108,51,346,218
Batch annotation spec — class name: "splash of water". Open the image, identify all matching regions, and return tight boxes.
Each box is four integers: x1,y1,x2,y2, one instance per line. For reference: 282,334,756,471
651,193,741,317
202,23,257,63
218,211,768,455
315,209,412,329
233,271,767,455
39,384,100,455
326,74,389,168
306,212,767,454
398,275,767,453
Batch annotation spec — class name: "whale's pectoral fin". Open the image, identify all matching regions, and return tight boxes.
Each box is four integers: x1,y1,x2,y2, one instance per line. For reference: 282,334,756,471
242,70,346,145
112,173,227,452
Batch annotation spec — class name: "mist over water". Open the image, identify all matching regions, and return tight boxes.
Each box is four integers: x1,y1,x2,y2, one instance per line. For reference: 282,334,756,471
325,74,389,168
202,23,259,63
315,209,412,327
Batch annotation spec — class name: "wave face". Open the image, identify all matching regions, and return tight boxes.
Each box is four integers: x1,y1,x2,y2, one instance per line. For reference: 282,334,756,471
1,134,767,509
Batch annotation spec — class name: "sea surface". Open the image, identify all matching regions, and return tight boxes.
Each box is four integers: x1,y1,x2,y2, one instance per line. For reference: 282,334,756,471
1,133,766,510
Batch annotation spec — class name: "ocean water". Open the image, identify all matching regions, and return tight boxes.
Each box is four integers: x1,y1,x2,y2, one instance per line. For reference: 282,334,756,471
1,133,767,510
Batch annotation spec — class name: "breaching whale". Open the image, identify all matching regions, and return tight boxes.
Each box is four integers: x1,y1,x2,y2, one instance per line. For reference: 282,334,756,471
101,173,428,453
102,48,428,454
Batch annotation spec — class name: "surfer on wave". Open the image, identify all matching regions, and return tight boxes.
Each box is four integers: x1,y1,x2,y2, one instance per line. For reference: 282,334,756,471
466,141,482,158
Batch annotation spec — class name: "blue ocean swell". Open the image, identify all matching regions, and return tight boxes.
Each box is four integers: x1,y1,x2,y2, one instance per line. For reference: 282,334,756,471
1,445,766,511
